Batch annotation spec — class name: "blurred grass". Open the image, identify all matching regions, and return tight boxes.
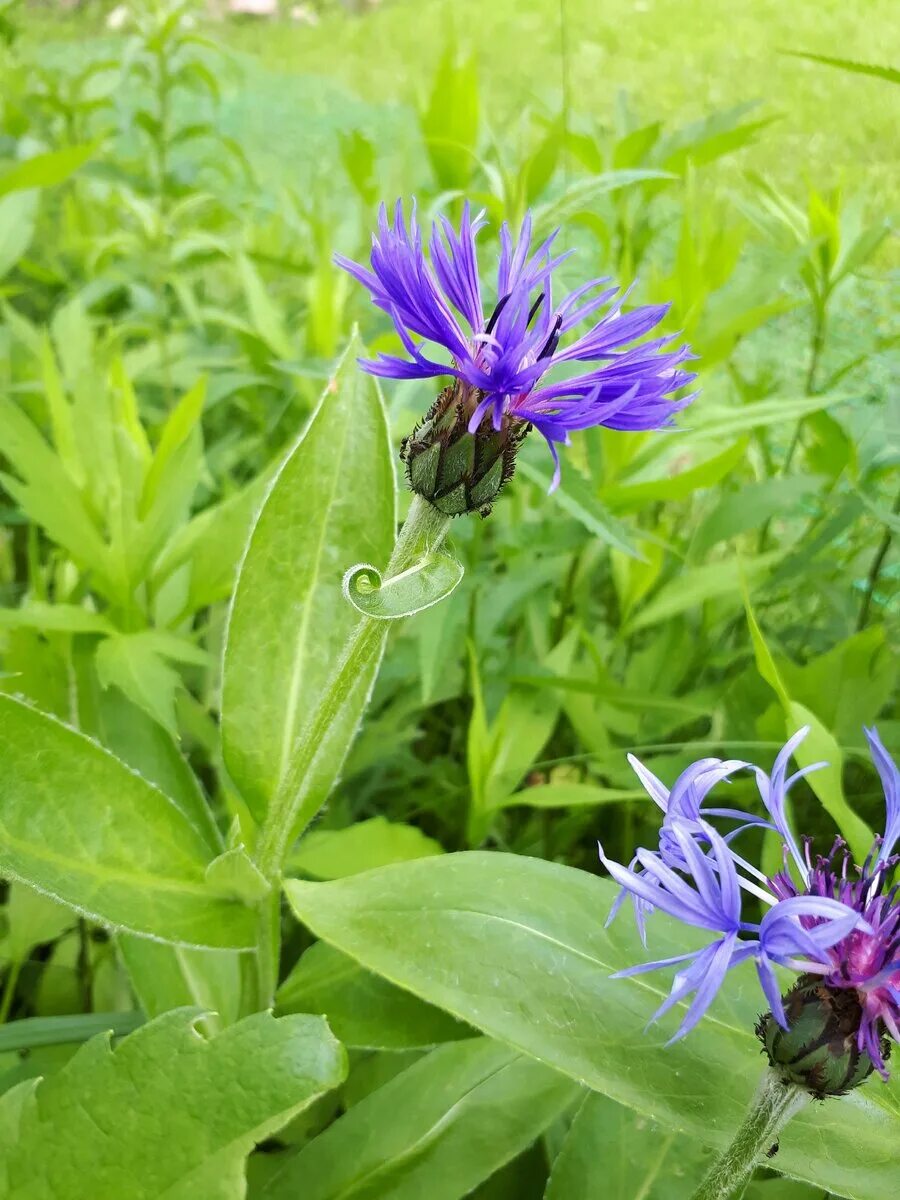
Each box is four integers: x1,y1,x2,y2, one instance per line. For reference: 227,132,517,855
222,0,900,207
22,0,900,209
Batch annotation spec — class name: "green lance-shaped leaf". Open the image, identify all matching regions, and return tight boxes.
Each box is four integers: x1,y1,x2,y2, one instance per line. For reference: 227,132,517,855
0,143,97,198
0,1009,347,1200
117,938,245,1029
221,332,396,825
0,1012,144,1055
276,941,471,1051
420,45,480,191
517,457,643,560
744,590,873,861
259,1037,580,1200
545,1091,710,1199
744,1180,824,1199
0,695,255,949
342,552,463,619
626,551,783,633
288,815,443,880
72,666,244,1027
0,191,39,279
284,854,900,1200
74,667,221,855
530,170,678,238
780,49,900,85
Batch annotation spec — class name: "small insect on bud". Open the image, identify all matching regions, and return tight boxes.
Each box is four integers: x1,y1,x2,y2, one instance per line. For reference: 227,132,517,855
400,382,528,517
757,975,891,1099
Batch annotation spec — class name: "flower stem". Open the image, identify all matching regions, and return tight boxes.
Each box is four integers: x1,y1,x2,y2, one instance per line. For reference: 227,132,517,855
690,1070,809,1200
251,494,450,1007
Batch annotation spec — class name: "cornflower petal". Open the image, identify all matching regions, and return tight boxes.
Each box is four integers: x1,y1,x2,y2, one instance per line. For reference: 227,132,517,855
556,281,618,331
429,203,486,331
755,953,788,1028
358,353,449,381
667,759,752,821
670,822,734,923
603,729,900,1074
633,848,719,924
626,753,670,810
611,949,708,980
865,727,900,862
754,726,813,879
665,936,753,1042
555,304,672,363
599,846,684,915
760,897,869,964
654,936,752,1043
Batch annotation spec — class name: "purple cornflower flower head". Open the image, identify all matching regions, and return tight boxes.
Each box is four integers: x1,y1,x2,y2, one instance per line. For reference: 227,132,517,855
762,728,900,1076
336,200,696,515
601,727,900,1086
600,817,861,1045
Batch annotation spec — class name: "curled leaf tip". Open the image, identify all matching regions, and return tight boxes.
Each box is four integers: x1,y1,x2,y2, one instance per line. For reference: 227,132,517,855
343,553,464,620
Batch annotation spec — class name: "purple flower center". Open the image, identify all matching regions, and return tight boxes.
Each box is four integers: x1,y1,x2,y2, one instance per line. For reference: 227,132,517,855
771,839,900,1051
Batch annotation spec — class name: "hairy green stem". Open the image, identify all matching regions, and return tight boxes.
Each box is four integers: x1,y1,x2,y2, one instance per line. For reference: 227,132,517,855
253,888,281,1014
251,494,451,1007
691,1071,809,1200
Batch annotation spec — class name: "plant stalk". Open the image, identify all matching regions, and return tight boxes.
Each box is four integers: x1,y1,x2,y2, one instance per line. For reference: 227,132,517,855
782,303,827,476
857,484,900,631
690,1070,810,1200
0,959,22,1024
251,494,450,1007
758,300,828,552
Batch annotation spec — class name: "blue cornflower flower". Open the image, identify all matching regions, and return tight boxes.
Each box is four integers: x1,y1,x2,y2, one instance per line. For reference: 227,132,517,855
763,729,900,1076
336,200,696,512
606,753,759,941
601,728,900,1082
600,817,861,1045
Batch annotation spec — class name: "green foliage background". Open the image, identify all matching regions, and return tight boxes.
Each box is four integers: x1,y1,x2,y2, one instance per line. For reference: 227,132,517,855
0,0,897,1196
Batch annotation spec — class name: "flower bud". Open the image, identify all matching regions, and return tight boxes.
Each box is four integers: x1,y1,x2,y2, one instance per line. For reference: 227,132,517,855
400,384,527,517
757,974,890,1098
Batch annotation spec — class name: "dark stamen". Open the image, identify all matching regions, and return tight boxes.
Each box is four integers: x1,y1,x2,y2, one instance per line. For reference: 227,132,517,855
538,315,563,360
484,293,511,336
527,292,545,328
